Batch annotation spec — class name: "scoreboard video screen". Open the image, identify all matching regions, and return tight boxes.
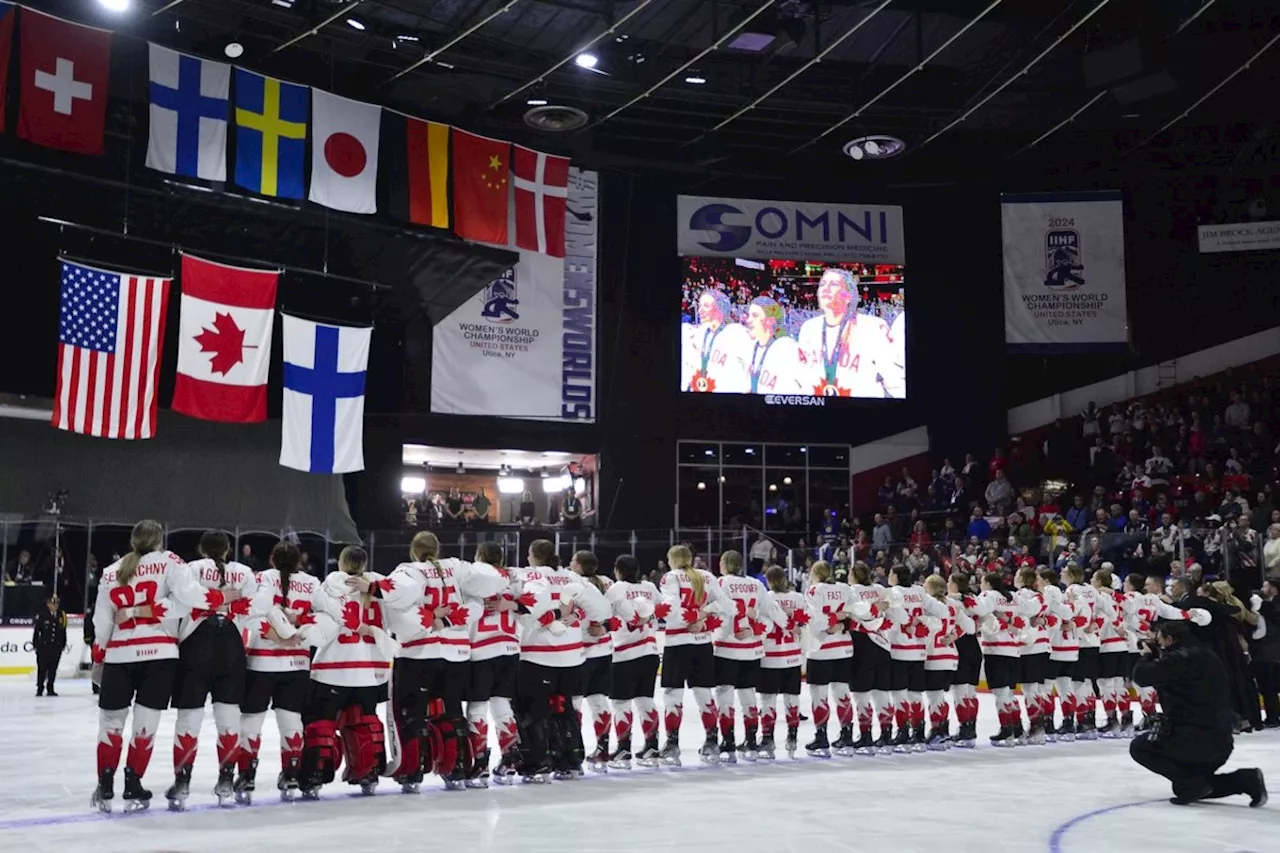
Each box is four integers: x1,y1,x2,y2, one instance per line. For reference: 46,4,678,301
679,257,906,400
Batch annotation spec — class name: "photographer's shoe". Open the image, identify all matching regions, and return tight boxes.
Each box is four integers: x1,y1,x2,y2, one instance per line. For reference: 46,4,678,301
1244,768,1267,808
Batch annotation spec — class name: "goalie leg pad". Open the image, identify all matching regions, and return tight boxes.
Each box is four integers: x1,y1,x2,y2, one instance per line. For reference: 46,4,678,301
338,710,386,783
428,717,473,780
552,698,585,770
518,715,548,771
301,720,339,786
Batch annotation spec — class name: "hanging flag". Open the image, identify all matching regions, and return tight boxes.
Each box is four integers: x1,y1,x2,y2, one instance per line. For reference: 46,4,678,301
383,110,450,229
452,129,510,245
513,145,570,258
0,3,14,134
309,89,381,214
280,315,371,474
52,261,171,440
234,69,308,199
17,8,112,156
172,254,279,423
145,44,230,181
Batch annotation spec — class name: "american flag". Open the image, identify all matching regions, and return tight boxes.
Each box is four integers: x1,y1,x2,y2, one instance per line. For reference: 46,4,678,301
52,261,171,439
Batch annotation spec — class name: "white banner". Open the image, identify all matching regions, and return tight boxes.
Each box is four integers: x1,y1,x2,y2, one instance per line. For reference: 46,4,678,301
1002,191,1128,352
431,168,598,421
1198,220,1280,254
677,195,904,264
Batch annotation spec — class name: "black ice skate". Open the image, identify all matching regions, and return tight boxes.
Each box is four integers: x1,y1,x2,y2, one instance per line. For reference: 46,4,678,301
784,726,799,759
214,764,236,806
804,729,831,759
607,746,633,770
235,758,258,804
1011,721,1027,747
831,725,856,757
635,739,661,768
278,755,300,801
718,733,737,765
165,765,192,811
990,725,1016,747
874,728,896,755
740,731,759,762
853,729,875,756
910,724,927,754
953,720,977,749
1135,714,1153,734
699,733,721,765
659,739,682,767
891,725,912,754
1026,720,1046,746
1058,717,1077,743
926,723,950,751
1120,711,1135,739
466,748,493,789
1098,715,1120,739
757,734,776,760
586,742,610,773
492,751,522,785
90,770,114,814
122,768,152,812
1077,717,1098,741
521,762,553,784
1043,717,1059,744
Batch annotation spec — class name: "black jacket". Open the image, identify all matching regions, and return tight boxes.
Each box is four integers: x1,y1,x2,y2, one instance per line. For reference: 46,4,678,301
32,607,68,652
1252,599,1280,664
1132,641,1236,736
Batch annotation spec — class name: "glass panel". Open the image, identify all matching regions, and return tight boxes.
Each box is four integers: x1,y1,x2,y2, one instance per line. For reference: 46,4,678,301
809,468,851,536
807,444,850,469
721,467,761,529
765,468,805,532
677,466,720,529
678,442,719,465
765,444,806,467
721,443,763,466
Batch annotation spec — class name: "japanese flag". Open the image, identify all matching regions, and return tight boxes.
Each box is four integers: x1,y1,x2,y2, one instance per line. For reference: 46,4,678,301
309,88,381,214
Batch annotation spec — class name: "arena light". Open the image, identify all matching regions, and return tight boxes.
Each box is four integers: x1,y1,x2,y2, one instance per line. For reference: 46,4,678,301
346,18,366,31
400,476,426,494
543,473,572,493
224,42,245,59
574,52,598,69
783,476,793,485
842,135,906,161
527,97,549,106
98,0,131,11
697,481,707,490
497,477,525,495
685,74,707,85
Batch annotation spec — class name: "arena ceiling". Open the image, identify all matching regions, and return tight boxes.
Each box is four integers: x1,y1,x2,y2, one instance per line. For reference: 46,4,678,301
58,0,1280,186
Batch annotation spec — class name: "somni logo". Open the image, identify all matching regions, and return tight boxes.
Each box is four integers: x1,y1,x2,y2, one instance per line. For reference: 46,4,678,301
688,203,753,252
687,202,892,253
481,268,519,324
1044,229,1085,291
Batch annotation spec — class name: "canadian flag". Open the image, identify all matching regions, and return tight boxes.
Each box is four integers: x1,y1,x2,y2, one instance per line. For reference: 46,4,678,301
512,145,570,257
309,88,381,214
172,254,279,423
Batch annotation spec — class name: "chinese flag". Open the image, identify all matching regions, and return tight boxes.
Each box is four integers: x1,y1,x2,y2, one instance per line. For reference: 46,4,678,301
452,129,510,245
17,7,112,155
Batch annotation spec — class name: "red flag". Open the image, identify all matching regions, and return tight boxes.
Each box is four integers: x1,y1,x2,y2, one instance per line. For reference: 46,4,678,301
452,129,510,245
0,3,14,133
513,146,570,257
17,8,112,155
172,254,279,423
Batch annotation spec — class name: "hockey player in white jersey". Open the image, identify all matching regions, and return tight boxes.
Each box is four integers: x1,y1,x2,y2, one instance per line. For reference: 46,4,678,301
796,268,897,398
90,520,232,813
166,530,261,810
466,541,523,787
742,297,805,395
682,288,751,393
604,555,666,768
758,566,806,758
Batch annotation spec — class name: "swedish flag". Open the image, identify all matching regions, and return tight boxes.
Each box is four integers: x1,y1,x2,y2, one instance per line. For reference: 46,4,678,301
234,69,308,199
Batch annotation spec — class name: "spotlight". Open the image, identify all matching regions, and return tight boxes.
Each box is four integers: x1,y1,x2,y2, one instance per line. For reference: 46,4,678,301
98,0,131,11
864,140,880,155
842,135,907,161
527,97,549,106
768,484,778,492
401,476,426,494
574,52,599,69
783,476,793,485
685,74,706,85
697,482,706,490
224,42,244,59
347,18,366,31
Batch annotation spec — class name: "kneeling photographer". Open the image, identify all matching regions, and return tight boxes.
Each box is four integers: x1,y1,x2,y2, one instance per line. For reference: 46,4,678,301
1129,621,1267,807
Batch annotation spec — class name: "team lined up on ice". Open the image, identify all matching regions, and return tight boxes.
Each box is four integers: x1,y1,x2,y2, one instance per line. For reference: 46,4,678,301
87,521,1217,814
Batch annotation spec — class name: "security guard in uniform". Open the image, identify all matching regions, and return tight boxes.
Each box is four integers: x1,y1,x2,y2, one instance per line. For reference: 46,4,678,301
32,594,67,696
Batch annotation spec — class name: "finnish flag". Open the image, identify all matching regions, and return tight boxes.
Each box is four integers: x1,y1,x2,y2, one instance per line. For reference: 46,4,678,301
146,44,230,181
280,315,372,474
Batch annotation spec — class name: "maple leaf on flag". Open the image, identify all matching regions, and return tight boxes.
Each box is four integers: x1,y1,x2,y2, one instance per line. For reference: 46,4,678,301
194,312,248,375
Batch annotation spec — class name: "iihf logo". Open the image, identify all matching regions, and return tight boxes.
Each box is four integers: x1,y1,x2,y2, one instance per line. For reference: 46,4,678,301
1044,229,1085,290
481,268,519,323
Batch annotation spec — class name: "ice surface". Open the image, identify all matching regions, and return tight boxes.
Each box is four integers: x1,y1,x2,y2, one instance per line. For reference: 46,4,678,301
0,678,1274,853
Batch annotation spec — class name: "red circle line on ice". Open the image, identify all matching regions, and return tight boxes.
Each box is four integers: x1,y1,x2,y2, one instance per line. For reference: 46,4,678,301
324,132,367,178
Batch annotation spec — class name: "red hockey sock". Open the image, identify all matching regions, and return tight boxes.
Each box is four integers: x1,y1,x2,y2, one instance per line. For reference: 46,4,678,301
615,711,633,745
812,701,830,731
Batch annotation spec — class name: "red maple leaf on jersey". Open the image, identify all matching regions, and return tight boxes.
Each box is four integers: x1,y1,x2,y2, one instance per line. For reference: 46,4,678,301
194,312,247,375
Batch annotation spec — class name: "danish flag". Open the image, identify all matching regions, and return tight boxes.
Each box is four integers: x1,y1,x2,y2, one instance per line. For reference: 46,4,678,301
512,145,570,257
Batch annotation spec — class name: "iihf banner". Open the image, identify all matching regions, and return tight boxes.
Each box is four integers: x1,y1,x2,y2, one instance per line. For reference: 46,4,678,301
430,168,597,421
677,195,904,264
1002,191,1129,353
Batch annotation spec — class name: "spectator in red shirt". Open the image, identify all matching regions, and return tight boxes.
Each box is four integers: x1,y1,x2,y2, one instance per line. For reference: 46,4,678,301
909,520,931,551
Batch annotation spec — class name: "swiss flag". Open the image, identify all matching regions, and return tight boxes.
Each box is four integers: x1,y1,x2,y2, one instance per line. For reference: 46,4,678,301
513,145,570,257
17,8,112,156
172,254,279,423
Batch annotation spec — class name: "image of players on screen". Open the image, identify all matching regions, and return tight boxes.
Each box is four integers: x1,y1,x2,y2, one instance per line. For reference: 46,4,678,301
796,268,904,399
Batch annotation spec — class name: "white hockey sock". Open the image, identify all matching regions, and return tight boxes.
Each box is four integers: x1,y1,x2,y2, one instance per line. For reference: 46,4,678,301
663,688,684,737
97,708,129,775
808,683,830,732
891,689,909,729
239,711,267,769
831,682,851,730
737,688,759,736
585,693,611,746
783,694,800,733
611,700,634,749
691,686,716,735
634,696,659,744
173,707,204,771
212,702,241,768
467,700,491,738
715,685,735,734
853,691,874,731
490,697,518,754
993,686,1015,726
872,689,894,732
906,689,923,728
274,709,303,766
758,693,778,735
127,705,162,777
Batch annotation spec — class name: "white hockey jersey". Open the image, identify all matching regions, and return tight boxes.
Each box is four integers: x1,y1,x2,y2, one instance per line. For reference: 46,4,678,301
581,575,615,661
971,590,1024,658
762,590,806,670
850,583,893,652
804,581,874,660
682,321,752,394
1013,587,1051,656
93,551,225,665
517,566,611,668
1068,583,1103,650
178,558,261,642
660,569,733,647
925,598,974,671
244,568,341,673
713,574,774,662
470,565,521,663
886,584,949,662
379,558,506,662
310,571,395,688
1096,588,1128,654
796,312,897,398
743,336,806,395
606,579,664,663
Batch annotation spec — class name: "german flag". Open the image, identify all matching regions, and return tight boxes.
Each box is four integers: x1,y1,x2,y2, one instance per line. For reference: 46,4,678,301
382,109,450,229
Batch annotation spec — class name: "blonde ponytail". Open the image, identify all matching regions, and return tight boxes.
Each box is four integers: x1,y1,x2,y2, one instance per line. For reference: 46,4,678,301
667,544,704,604
809,560,832,586
118,519,163,587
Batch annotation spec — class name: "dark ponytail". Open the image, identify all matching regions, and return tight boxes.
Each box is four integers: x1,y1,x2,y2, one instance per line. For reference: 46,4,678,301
984,571,1013,602
271,540,301,607
574,550,604,592
200,530,232,587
